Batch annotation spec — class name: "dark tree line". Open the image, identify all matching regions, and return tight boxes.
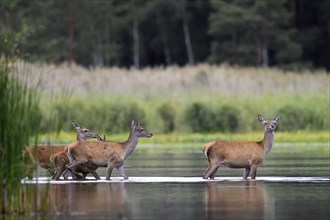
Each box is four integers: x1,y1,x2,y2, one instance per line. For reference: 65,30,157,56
1,0,329,70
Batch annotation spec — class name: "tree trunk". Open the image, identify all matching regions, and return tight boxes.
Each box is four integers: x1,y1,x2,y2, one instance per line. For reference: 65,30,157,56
93,36,104,67
67,13,74,65
133,19,140,69
183,21,194,65
252,24,262,66
164,41,171,66
262,43,269,67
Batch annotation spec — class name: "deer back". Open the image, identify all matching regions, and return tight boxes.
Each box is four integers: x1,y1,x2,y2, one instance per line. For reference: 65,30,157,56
204,140,264,163
68,141,125,165
24,145,66,169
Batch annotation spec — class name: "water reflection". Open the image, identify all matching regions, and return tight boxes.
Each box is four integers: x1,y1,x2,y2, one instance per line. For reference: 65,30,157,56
24,178,330,220
36,183,128,219
204,181,275,220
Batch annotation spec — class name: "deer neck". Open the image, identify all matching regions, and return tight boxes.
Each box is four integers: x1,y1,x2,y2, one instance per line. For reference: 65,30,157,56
261,130,274,157
77,134,82,141
123,130,139,158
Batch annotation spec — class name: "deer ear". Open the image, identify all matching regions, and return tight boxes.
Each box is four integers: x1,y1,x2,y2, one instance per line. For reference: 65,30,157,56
131,119,137,127
273,115,280,123
72,121,80,129
257,115,265,124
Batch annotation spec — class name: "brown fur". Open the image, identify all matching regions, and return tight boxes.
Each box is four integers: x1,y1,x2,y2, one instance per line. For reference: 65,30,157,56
60,120,153,180
50,121,105,180
202,115,280,180
50,144,100,180
24,121,103,179
24,145,65,175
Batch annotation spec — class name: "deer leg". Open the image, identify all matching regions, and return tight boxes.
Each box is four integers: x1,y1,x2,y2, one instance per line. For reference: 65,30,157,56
202,167,211,179
90,171,101,180
61,168,81,180
203,163,220,179
250,165,258,179
202,164,211,177
66,160,84,169
209,166,219,179
243,167,251,179
51,167,65,180
106,165,114,180
68,169,84,180
62,169,71,180
117,165,128,180
82,172,88,179
64,160,85,179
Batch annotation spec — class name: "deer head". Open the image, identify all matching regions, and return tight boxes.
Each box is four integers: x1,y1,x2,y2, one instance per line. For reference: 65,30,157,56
258,115,280,132
131,119,153,138
72,121,102,140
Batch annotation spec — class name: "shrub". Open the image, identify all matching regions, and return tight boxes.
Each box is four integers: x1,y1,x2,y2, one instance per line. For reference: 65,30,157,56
214,105,241,132
277,103,329,131
39,100,146,134
184,102,217,132
157,102,176,133
277,105,311,131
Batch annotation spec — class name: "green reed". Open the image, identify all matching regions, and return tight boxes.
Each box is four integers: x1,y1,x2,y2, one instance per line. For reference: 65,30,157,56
0,61,40,215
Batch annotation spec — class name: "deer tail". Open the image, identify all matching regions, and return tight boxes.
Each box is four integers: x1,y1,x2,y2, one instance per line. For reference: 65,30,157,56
202,144,210,157
202,141,217,157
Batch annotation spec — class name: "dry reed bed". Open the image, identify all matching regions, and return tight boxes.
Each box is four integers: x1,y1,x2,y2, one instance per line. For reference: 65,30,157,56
10,62,329,133
14,62,329,99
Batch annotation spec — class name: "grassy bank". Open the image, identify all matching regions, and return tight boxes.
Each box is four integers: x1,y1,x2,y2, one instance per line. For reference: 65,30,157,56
39,130,329,146
14,62,329,134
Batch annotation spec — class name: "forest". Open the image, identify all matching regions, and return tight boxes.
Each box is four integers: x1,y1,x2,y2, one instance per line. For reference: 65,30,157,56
1,0,329,70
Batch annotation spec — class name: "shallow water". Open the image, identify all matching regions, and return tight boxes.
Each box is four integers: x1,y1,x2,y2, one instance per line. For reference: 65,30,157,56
22,143,330,220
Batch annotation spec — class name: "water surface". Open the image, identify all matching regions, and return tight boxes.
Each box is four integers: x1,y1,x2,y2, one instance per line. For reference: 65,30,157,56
22,143,329,220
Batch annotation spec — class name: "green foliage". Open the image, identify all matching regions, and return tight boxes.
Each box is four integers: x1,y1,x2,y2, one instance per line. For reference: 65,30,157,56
157,102,176,133
277,103,329,131
1,0,328,69
214,105,241,132
277,105,307,131
209,0,302,67
184,102,217,132
40,100,146,134
0,62,41,214
184,103,242,133
37,91,329,135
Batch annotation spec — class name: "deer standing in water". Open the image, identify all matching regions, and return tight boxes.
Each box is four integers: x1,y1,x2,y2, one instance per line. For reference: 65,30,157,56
24,122,103,178
202,115,280,180
61,120,152,180
50,122,105,180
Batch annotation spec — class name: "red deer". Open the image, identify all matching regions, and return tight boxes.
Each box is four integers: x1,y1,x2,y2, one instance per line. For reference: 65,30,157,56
23,121,103,178
61,120,152,180
202,115,280,179
50,122,105,180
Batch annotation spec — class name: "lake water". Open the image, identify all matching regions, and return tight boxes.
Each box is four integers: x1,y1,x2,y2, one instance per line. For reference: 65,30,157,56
22,143,330,220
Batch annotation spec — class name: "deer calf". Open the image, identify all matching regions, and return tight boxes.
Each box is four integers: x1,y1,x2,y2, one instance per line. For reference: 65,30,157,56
62,120,152,180
202,115,280,180
23,122,103,178
50,122,105,180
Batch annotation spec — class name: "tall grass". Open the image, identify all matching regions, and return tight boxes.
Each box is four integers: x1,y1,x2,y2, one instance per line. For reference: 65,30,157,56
14,62,329,135
0,62,40,215
15,62,328,98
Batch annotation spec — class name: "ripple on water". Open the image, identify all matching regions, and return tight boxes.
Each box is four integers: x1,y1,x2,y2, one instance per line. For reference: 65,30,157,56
21,176,330,184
